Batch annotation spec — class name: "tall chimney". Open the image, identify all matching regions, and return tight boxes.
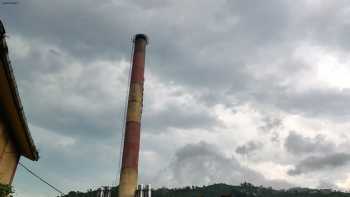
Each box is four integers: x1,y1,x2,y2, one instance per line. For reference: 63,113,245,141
118,34,148,197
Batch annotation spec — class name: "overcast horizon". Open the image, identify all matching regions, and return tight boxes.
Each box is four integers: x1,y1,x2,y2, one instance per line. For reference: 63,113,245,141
2,0,350,196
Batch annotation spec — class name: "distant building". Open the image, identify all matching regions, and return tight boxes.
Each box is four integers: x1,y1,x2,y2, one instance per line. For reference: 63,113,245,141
0,19,39,185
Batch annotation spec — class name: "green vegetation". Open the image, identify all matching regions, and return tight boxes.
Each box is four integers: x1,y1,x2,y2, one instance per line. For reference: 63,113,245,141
61,182,350,197
0,183,13,197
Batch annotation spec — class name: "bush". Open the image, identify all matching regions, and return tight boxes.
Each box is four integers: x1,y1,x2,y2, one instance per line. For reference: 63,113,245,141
0,183,13,197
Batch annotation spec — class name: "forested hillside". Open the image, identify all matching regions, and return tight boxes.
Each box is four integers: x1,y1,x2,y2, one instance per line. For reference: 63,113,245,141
61,182,350,197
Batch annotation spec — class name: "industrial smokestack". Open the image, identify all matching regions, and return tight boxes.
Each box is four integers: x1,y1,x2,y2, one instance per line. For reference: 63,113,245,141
118,34,148,197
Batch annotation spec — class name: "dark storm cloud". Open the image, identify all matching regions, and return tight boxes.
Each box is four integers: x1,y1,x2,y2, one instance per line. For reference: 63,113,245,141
235,141,263,156
158,141,292,189
284,131,335,155
288,153,350,175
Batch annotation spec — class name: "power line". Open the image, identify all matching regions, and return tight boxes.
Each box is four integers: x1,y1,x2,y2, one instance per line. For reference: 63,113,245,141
114,37,135,186
18,162,65,196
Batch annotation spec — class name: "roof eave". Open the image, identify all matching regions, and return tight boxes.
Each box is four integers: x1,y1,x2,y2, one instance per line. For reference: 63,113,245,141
0,19,39,161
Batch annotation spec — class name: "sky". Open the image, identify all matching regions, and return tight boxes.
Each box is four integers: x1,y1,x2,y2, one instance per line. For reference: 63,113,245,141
2,0,350,196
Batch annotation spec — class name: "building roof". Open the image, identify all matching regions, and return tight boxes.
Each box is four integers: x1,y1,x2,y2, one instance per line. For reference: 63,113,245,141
0,19,39,161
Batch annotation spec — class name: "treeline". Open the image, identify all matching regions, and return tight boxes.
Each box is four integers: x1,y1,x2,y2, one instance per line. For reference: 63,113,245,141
61,182,350,197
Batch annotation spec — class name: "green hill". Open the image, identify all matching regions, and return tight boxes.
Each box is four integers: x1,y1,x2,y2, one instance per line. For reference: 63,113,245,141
61,182,350,197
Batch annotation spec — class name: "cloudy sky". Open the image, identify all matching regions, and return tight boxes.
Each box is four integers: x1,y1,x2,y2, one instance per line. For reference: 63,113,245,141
2,0,350,196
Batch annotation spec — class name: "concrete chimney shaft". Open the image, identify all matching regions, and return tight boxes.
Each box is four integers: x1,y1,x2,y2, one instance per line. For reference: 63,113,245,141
118,34,148,197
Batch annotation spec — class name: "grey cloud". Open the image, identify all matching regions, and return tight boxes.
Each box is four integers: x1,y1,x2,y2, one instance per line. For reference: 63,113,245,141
284,131,335,155
318,180,338,190
278,89,350,121
5,0,350,123
229,77,350,121
292,1,350,52
227,0,291,45
2,0,132,61
8,42,130,139
288,153,350,175
129,0,171,10
143,102,217,132
259,116,283,133
12,39,218,137
270,131,280,143
155,141,292,189
228,1,350,54
0,0,291,92
235,141,263,156
2,0,251,137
